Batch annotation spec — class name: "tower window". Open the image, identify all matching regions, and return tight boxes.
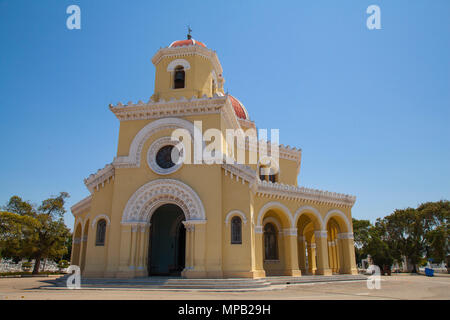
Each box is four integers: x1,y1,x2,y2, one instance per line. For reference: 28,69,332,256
174,66,185,89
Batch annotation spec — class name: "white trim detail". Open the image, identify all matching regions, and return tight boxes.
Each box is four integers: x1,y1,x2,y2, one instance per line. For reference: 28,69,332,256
323,209,352,233
293,206,324,230
166,59,191,72
256,201,294,228
147,136,184,175
91,214,111,228
314,230,328,239
113,117,201,169
262,216,283,233
337,232,354,239
283,228,298,236
224,210,248,226
71,196,92,215
257,181,356,208
121,179,206,224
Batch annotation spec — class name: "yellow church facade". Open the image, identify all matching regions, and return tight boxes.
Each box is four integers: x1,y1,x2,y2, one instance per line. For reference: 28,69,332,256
70,36,358,279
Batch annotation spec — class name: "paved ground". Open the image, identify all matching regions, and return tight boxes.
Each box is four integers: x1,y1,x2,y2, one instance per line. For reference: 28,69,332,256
0,274,449,300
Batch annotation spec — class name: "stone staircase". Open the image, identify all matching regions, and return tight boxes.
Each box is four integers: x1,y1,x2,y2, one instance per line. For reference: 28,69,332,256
49,274,367,291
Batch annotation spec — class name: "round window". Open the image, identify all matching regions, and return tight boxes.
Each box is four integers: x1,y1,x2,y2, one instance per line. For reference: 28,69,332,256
147,137,184,175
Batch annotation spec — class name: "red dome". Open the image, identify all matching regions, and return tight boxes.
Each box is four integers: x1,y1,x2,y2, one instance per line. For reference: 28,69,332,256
229,95,249,120
169,39,206,48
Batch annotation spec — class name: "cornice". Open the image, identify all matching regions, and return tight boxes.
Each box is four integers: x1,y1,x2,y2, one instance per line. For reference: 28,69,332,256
109,95,228,122
71,195,92,216
84,163,115,193
221,162,257,186
256,180,356,208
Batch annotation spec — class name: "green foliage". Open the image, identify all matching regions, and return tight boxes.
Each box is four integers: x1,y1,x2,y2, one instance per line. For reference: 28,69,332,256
0,193,72,274
352,200,449,272
58,259,69,269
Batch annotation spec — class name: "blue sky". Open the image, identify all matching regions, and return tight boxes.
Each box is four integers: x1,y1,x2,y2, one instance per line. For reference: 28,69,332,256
0,0,449,231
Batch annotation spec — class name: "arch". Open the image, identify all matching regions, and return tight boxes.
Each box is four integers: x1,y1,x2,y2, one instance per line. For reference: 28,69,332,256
167,59,191,72
256,201,294,228
121,179,206,224
323,209,351,232
262,216,282,233
91,214,111,228
224,210,247,226
113,117,203,168
293,206,324,230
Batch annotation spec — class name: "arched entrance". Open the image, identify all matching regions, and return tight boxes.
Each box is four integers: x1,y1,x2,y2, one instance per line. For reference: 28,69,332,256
148,204,186,276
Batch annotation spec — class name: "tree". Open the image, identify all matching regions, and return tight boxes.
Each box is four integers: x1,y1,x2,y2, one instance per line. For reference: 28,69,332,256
352,218,371,264
0,193,71,274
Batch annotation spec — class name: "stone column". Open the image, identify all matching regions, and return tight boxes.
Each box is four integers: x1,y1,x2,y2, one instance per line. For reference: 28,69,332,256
136,223,150,277
338,232,358,275
253,226,266,278
182,220,207,278
297,236,307,274
117,224,134,278
283,228,301,277
327,240,334,272
71,237,81,266
307,242,317,274
315,230,332,276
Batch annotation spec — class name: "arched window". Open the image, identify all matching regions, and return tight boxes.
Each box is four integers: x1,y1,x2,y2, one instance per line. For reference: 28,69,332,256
264,223,278,260
259,166,277,183
174,66,185,89
231,216,242,244
95,219,107,246
259,165,269,182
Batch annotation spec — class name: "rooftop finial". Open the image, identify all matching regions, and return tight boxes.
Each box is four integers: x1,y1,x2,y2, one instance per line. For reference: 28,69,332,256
187,25,192,40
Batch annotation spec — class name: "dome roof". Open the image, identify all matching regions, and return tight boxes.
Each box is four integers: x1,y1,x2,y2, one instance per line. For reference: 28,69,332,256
169,39,206,48
229,95,249,120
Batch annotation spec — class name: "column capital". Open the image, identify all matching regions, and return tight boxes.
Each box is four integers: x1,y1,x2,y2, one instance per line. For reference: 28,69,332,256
283,228,298,236
314,230,328,238
337,232,354,239
254,226,263,234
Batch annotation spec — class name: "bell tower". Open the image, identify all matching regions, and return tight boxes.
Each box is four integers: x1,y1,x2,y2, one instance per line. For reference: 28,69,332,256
150,31,225,102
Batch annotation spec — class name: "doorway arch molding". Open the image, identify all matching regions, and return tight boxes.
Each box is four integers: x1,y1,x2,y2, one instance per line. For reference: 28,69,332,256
121,179,206,225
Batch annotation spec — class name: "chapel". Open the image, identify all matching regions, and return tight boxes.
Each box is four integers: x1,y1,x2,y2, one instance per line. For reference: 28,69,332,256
70,33,358,278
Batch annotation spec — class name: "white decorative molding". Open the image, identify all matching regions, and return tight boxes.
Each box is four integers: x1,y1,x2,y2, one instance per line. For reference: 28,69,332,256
254,226,263,234
166,59,191,71
256,201,294,228
73,237,81,245
293,205,325,230
222,163,257,186
84,164,114,193
121,179,206,224
113,117,202,169
109,95,227,122
323,209,352,233
314,230,328,239
337,232,354,240
256,180,356,208
71,196,92,215
91,214,111,228
147,136,184,175
224,210,248,226
262,216,283,233
283,228,298,236
308,243,317,249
